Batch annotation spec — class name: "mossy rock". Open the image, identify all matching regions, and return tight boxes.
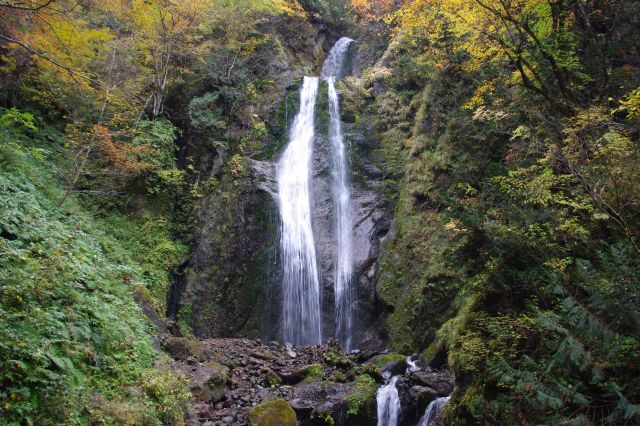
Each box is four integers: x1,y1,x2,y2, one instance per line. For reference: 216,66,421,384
344,375,378,421
369,353,406,370
206,360,230,385
358,363,384,383
329,370,348,383
265,369,283,387
163,336,233,367
281,364,324,384
248,399,296,426
323,350,342,366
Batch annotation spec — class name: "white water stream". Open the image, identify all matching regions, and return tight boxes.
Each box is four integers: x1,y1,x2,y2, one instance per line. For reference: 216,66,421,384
278,76,322,346
419,396,451,426
376,375,401,426
277,37,355,347
323,37,355,350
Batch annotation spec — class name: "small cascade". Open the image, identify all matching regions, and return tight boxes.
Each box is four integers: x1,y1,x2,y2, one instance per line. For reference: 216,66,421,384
419,396,451,426
322,37,356,350
277,76,322,346
321,37,355,79
376,375,401,426
406,355,421,373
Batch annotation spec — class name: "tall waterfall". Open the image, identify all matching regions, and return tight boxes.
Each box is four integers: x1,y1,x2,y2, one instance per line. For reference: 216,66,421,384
376,375,401,426
322,37,355,350
277,76,322,346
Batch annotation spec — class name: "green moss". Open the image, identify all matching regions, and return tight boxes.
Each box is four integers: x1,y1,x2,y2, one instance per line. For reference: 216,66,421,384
311,409,336,425
307,363,324,378
369,353,406,369
345,374,378,418
248,399,296,426
323,350,341,365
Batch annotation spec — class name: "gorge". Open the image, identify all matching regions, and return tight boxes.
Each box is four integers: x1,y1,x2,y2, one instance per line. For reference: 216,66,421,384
1,1,639,425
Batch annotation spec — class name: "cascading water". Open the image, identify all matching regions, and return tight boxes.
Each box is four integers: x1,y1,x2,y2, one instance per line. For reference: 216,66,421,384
376,375,401,426
419,396,451,426
277,37,355,347
322,37,355,350
277,76,322,346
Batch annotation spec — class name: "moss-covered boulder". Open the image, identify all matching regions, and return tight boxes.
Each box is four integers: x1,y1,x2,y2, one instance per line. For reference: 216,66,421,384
369,353,407,375
186,360,230,403
281,364,324,384
344,375,379,424
206,361,230,402
163,337,231,365
248,399,296,426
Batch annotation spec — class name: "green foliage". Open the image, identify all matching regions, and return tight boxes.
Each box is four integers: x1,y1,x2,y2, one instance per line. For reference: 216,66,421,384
0,120,188,424
359,1,640,423
0,108,38,134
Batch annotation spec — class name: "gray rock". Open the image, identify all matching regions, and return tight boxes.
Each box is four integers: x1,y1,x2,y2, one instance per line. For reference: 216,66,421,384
381,359,408,376
412,371,455,397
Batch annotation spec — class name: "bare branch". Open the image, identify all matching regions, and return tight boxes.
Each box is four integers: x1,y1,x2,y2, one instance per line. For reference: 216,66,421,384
0,0,54,11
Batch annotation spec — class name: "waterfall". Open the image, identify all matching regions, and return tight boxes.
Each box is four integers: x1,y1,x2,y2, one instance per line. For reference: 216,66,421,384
376,375,401,426
407,355,421,373
419,396,451,426
322,37,355,350
277,76,322,346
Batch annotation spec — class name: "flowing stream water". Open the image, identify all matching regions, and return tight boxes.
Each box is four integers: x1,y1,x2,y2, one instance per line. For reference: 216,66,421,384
322,37,355,350
277,76,322,346
376,375,401,426
419,396,451,426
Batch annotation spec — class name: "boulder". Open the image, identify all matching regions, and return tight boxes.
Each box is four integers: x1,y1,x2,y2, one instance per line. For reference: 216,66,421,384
186,360,230,403
264,369,283,387
411,371,454,397
280,364,321,384
368,353,407,374
163,337,231,366
381,359,408,376
248,399,296,426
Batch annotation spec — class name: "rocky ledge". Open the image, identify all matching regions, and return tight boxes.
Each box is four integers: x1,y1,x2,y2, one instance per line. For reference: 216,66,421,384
162,337,454,425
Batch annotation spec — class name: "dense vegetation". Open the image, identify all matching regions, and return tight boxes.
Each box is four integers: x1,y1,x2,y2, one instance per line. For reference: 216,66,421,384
1,0,639,424
0,0,330,423
348,0,640,424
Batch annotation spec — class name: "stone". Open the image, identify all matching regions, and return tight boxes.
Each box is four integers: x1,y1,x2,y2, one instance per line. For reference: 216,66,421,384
186,361,229,403
163,337,231,365
410,385,439,407
329,370,348,383
248,399,296,426
289,398,314,415
264,369,283,387
280,365,315,384
412,371,455,397
251,350,277,361
186,356,198,366
381,358,408,376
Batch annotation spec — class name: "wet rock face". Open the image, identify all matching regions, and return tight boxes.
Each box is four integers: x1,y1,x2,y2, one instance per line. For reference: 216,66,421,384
396,370,455,425
182,33,392,347
309,81,392,348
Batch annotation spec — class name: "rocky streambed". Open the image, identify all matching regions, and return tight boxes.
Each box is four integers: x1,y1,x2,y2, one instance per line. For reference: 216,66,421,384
162,337,454,425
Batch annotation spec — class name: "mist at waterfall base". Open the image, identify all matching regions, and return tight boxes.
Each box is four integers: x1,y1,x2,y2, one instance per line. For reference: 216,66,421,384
276,37,355,347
